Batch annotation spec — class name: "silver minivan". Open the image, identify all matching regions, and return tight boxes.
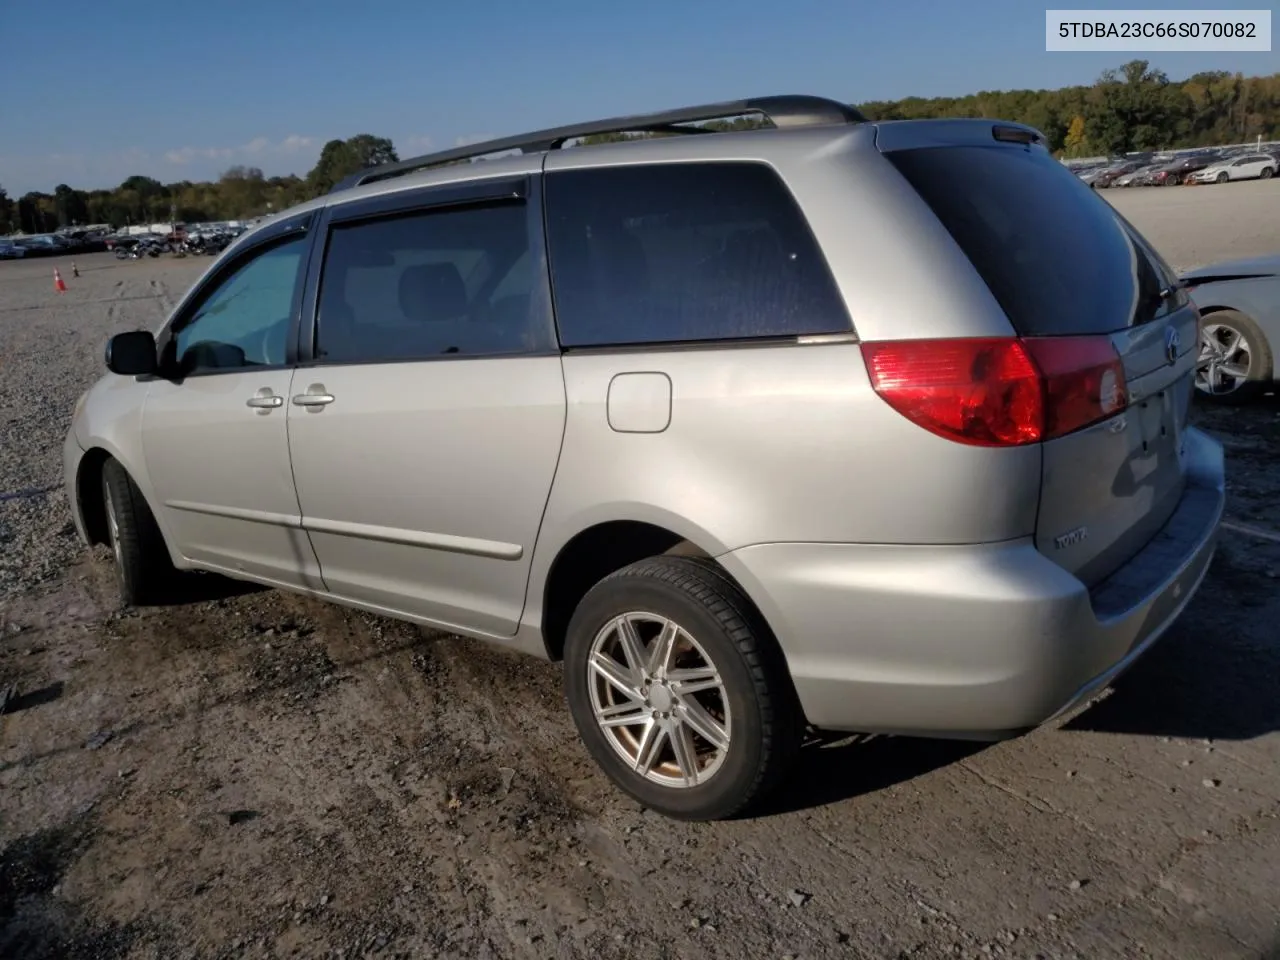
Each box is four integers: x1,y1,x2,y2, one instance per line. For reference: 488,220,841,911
64,96,1224,820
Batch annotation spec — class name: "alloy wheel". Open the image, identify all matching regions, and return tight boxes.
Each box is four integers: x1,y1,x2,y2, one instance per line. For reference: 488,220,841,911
1196,323,1253,395
586,612,731,788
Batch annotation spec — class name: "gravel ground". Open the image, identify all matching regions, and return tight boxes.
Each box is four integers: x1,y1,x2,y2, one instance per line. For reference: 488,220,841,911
2,184,1279,960
1104,178,1280,273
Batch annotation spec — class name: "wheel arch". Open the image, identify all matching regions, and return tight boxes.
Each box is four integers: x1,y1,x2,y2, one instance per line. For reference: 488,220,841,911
537,517,770,663
76,444,181,564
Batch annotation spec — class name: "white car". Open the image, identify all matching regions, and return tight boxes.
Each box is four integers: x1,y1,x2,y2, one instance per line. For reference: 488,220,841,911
0,240,27,259
1191,153,1277,184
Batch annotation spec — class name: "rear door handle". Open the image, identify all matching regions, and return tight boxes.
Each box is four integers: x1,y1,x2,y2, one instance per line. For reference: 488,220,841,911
292,392,335,407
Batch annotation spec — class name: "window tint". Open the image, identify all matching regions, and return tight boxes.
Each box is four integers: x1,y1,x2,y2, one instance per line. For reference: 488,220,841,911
315,202,549,363
545,162,849,347
886,146,1173,337
173,235,307,373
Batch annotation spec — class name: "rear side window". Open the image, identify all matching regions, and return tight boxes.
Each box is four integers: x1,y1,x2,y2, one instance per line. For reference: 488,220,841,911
886,146,1173,336
315,202,553,363
545,162,850,348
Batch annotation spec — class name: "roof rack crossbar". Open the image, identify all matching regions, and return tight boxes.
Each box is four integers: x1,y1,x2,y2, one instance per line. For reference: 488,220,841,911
330,95,866,194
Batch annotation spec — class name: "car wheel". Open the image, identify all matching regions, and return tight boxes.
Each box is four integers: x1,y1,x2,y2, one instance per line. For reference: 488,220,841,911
1216,171,1229,183
101,458,176,605
563,556,802,821
1262,167,1274,180
1195,310,1273,404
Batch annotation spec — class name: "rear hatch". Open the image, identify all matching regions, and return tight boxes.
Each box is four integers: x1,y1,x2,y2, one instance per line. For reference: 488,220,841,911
882,129,1199,586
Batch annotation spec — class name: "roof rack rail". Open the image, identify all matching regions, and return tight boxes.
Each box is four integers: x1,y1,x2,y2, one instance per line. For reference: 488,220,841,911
330,95,866,194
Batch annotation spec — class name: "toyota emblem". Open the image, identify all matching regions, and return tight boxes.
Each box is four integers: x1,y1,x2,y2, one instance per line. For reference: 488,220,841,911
1164,326,1180,365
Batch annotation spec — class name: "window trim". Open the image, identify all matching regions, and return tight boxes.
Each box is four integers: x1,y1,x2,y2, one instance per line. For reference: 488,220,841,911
542,159,852,350
297,174,559,367
153,212,316,380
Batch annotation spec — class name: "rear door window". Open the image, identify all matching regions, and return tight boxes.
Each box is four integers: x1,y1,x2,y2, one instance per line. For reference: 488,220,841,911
315,202,553,362
544,162,850,347
886,145,1174,336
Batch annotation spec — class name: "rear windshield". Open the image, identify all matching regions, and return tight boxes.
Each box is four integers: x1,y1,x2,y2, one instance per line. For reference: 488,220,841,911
886,145,1172,336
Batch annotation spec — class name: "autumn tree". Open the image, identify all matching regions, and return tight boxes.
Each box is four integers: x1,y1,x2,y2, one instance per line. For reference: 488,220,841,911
1063,115,1088,155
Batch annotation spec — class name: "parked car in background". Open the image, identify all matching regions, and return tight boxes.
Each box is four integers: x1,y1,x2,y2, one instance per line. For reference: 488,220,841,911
64,96,1224,820
1113,163,1164,187
1181,255,1279,402
13,235,68,257
0,239,27,259
1089,160,1148,188
1190,153,1278,184
1145,153,1220,186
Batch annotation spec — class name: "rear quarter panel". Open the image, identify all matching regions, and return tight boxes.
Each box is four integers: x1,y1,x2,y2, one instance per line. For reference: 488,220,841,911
530,342,1041,559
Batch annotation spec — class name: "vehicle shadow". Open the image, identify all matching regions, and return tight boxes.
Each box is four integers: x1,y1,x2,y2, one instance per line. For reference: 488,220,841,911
145,571,267,607
753,732,987,817
1063,584,1280,742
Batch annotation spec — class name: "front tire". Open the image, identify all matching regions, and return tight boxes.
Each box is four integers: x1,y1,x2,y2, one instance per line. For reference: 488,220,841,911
1262,167,1274,180
1217,171,1229,184
1195,310,1273,404
101,458,176,605
564,556,802,821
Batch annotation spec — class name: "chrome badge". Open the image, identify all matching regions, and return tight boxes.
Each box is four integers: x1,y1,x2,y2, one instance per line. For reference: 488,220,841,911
1054,526,1089,550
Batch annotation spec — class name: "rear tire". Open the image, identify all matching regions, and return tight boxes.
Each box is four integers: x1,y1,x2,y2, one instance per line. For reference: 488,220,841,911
1195,310,1273,405
563,556,802,821
101,458,176,605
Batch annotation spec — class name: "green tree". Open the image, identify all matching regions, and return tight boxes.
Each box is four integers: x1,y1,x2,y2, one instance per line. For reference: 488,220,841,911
1086,60,1183,154
17,192,55,233
53,184,89,227
0,184,13,234
305,134,399,195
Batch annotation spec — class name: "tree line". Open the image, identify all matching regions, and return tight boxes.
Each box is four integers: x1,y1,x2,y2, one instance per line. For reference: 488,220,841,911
3,61,1278,235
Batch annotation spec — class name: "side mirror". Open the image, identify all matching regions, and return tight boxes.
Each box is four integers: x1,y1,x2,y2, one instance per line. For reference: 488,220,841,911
105,330,158,376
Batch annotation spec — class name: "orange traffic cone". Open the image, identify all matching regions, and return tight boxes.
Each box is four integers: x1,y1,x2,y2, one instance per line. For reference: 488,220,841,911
54,268,67,293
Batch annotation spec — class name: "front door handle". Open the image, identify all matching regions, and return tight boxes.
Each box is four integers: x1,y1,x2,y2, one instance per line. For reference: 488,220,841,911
246,390,284,411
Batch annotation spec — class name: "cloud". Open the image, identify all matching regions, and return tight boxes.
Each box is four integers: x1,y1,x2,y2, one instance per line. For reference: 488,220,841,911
400,135,434,154
162,135,316,166
0,147,152,193
164,145,234,165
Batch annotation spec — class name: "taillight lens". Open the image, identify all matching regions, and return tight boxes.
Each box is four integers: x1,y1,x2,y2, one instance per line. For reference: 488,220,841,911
862,336,1127,447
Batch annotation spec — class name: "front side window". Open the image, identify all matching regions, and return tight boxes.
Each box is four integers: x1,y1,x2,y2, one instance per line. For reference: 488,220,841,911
314,201,549,363
544,162,851,348
172,235,308,373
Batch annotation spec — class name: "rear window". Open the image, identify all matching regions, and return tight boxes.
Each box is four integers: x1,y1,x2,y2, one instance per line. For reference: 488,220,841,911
886,145,1172,336
545,162,850,348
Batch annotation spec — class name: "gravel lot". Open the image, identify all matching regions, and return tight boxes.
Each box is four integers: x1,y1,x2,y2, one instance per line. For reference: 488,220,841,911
1104,178,1280,273
2,181,1279,960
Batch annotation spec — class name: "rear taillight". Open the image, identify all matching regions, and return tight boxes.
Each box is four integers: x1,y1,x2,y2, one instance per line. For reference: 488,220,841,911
862,336,1127,447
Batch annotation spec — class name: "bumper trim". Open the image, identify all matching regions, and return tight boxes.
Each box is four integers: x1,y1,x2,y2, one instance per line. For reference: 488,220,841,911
1045,537,1216,726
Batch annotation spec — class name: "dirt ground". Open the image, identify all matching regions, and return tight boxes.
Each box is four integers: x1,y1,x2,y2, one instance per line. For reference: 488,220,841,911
2,184,1280,960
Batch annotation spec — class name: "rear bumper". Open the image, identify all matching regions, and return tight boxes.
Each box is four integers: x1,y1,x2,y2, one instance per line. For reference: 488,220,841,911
717,427,1225,739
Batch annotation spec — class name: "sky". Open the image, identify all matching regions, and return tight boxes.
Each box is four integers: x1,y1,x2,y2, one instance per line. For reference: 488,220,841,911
2,0,1277,195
